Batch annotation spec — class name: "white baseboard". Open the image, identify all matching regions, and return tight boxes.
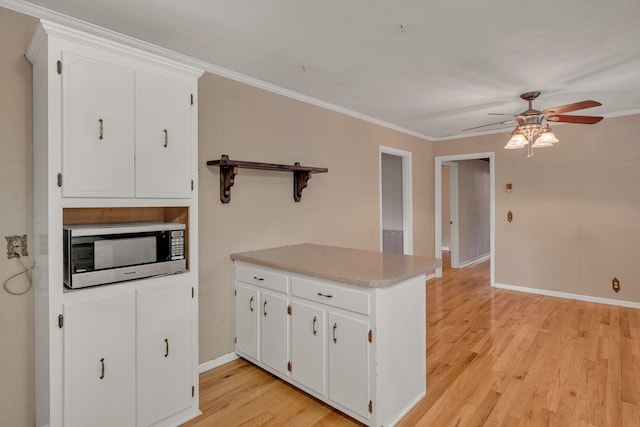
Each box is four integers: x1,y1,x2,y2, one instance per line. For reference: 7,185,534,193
425,273,437,282
494,283,640,309
199,352,239,374
441,246,450,251
456,253,490,269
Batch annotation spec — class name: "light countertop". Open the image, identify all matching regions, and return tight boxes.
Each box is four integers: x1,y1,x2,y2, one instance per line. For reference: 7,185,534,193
230,243,441,288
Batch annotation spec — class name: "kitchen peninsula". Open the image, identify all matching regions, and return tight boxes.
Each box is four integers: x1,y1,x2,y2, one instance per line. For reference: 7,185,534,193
231,244,440,426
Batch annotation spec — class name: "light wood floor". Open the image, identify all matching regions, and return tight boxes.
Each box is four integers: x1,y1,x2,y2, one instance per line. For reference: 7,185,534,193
184,253,640,426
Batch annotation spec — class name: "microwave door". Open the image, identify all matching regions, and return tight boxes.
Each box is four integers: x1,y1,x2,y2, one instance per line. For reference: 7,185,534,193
94,236,157,270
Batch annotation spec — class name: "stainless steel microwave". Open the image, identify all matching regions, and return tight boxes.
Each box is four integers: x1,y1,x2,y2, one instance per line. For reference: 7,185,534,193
63,222,187,289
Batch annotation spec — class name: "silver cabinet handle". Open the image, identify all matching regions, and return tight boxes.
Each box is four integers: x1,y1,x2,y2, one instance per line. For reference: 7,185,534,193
318,292,333,298
99,357,105,379
312,316,317,336
98,118,104,140
164,338,169,357
263,300,267,317
332,323,337,343
163,129,168,148
249,296,254,312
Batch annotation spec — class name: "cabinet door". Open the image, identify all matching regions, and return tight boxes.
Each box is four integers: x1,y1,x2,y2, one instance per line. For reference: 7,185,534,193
235,283,259,360
135,72,192,198
328,313,370,419
137,283,193,426
62,51,135,197
291,301,326,395
260,290,289,376
63,294,136,427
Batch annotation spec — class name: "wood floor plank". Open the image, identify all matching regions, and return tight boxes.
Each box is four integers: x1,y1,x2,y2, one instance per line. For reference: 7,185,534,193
184,252,640,426
589,357,608,427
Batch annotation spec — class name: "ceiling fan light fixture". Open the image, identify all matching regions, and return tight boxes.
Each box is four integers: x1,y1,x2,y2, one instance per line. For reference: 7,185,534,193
504,131,528,149
532,125,559,148
466,92,601,158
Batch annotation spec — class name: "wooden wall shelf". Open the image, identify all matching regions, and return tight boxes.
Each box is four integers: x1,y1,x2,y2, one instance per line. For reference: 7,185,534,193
206,154,328,203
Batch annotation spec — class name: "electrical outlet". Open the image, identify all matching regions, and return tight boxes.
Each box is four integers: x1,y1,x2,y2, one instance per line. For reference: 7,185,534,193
612,277,620,293
5,235,28,259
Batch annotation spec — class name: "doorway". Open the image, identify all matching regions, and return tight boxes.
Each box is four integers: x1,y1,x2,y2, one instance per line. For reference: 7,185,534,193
379,146,413,255
441,161,459,266
435,153,495,285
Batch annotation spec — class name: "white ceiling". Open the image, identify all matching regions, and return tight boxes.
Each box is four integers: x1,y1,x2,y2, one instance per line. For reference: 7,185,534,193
9,0,640,140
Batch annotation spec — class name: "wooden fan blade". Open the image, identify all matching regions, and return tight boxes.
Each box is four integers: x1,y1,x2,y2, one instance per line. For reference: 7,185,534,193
542,100,601,115
546,115,603,124
462,119,515,131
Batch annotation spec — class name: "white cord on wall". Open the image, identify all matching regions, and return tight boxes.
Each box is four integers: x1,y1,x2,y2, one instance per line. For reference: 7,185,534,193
3,253,34,296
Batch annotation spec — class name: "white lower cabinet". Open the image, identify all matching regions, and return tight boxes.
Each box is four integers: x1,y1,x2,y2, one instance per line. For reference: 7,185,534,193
290,301,326,395
260,290,290,376
291,303,369,418
233,261,427,427
63,294,136,427
63,282,194,427
327,312,370,418
234,283,289,375
137,283,193,426
235,283,259,360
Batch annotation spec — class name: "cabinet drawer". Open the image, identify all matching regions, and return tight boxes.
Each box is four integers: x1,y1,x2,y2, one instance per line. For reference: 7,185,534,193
291,277,370,315
235,264,288,293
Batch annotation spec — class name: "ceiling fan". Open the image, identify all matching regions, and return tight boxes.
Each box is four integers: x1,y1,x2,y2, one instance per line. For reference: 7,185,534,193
463,91,603,157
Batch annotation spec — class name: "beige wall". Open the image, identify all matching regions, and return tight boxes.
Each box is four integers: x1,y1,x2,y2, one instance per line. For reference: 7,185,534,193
0,8,36,427
435,114,640,301
197,72,434,361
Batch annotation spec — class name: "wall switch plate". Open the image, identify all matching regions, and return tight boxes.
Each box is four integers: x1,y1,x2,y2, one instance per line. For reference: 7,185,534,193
5,235,28,259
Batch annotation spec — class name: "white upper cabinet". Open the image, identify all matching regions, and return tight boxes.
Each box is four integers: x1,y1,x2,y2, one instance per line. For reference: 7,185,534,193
59,48,196,199
62,51,135,197
135,72,192,198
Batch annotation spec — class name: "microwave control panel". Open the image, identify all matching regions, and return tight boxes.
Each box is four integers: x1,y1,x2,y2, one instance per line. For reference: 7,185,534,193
171,230,185,260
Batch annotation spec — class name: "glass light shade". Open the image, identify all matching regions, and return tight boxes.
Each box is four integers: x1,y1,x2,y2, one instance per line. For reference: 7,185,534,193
504,132,528,149
532,128,559,148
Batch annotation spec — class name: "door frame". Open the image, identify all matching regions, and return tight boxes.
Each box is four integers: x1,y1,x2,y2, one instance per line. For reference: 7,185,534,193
379,146,413,255
434,152,495,286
